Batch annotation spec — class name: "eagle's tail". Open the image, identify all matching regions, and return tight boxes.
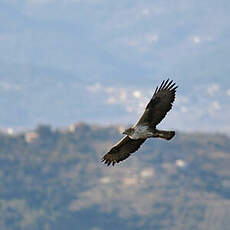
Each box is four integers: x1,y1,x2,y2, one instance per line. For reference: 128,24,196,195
155,129,175,140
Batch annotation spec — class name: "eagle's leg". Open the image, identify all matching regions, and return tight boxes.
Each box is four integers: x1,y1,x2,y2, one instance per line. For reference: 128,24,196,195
152,129,175,140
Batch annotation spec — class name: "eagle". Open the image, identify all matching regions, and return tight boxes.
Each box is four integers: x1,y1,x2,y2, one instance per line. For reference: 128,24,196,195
101,79,178,166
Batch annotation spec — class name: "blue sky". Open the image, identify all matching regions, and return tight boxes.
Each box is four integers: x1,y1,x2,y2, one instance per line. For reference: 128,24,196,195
0,0,230,133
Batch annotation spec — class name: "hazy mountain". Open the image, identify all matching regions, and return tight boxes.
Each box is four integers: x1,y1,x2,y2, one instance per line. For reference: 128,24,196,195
0,123,230,230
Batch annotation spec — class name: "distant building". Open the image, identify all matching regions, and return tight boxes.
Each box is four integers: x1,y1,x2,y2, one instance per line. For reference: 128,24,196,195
175,159,186,168
69,122,89,133
25,131,39,143
7,128,14,135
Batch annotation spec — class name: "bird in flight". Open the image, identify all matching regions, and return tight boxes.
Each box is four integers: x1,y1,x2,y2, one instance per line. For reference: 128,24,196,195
101,79,178,166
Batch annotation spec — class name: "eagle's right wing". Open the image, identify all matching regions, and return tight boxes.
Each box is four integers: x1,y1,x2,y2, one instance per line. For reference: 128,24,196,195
137,79,178,127
102,136,146,166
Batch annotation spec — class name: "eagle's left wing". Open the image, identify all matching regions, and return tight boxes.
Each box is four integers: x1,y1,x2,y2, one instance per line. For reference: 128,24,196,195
102,136,146,166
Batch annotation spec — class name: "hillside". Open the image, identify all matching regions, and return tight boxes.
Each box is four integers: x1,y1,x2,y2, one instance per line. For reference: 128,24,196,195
0,123,230,230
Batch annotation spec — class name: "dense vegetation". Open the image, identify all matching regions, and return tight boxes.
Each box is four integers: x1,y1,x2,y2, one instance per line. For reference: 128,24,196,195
0,123,230,230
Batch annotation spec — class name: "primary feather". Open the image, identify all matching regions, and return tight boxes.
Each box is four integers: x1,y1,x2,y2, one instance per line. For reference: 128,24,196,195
101,136,146,166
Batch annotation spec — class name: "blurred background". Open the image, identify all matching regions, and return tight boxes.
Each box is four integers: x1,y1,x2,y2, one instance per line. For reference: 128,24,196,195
1,0,230,133
0,0,230,230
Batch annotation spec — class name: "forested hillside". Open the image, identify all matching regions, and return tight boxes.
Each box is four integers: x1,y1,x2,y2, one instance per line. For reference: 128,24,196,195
0,123,230,230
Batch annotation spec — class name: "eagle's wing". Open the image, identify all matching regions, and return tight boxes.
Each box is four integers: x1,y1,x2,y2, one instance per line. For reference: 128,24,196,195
102,136,146,166
137,79,178,127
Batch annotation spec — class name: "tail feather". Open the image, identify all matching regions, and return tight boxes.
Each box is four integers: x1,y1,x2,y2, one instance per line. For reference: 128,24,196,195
155,130,175,140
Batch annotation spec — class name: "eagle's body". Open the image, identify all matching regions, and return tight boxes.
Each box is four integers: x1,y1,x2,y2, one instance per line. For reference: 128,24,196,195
102,79,178,166
127,125,175,140
128,125,154,139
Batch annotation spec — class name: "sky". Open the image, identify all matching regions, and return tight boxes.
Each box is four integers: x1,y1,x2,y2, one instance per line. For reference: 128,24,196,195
0,0,230,133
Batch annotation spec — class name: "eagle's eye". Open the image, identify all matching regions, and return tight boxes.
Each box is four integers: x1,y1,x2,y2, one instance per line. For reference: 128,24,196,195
122,130,128,135
123,128,133,135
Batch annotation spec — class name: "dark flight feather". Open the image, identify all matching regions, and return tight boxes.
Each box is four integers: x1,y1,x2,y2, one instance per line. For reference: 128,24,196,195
101,136,146,166
137,79,178,127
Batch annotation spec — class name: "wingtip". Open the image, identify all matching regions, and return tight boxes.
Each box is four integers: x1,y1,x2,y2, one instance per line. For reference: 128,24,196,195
159,80,165,90
172,85,178,91
101,155,117,166
160,78,178,91
162,79,169,89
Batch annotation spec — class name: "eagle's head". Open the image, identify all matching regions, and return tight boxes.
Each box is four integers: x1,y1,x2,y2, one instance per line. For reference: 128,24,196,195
122,127,135,136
